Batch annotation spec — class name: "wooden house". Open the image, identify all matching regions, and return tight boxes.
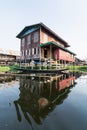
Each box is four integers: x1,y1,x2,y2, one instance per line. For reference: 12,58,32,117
0,48,20,65
16,23,75,66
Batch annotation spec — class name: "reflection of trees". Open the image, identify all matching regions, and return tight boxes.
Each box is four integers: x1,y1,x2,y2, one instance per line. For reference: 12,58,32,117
0,75,15,83
14,78,41,125
14,74,76,125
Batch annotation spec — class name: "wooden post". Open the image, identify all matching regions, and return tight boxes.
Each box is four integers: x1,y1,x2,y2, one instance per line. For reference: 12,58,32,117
45,58,46,70
50,44,52,69
56,55,57,70
24,57,26,69
31,60,34,69
64,60,66,68
59,59,60,69
62,60,63,68
20,56,21,69
39,28,41,70
40,46,41,70
20,51,22,68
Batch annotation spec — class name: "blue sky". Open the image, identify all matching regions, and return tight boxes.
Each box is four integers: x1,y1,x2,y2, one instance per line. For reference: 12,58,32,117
0,0,87,59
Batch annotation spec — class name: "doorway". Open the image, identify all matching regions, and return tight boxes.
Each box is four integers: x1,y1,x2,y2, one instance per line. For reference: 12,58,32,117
44,49,47,58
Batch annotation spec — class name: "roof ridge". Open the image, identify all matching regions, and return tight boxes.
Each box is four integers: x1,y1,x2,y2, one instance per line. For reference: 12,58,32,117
16,22,70,47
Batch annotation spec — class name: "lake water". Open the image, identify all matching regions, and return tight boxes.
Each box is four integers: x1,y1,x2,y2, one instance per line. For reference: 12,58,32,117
0,73,87,130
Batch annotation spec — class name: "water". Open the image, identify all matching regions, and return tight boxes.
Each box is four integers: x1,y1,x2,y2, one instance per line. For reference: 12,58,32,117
0,74,87,130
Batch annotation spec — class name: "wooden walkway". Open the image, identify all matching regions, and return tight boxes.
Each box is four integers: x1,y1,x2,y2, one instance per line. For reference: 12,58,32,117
15,68,68,74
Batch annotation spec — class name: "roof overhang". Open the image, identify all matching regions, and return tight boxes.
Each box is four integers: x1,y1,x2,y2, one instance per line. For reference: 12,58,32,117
16,24,40,38
40,41,76,55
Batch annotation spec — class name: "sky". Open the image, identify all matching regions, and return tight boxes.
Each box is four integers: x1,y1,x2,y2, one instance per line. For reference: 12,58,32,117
0,0,87,60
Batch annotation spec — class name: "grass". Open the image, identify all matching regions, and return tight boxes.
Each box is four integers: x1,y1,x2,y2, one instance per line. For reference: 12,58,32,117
0,65,20,73
77,66,87,72
66,65,87,72
0,66,10,72
0,65,87,73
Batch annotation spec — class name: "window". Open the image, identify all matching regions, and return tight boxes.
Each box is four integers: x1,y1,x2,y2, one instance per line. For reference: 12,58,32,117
38,47,39,54
32,48,34,55
21,38,25,46
32,48,37,55
27,49,31,55
34,31,39,43
26,50,27,55
34,48,36,55
21,50,24,56
44,33,48,42
27,35,31,44
29,49,31,55
27,50,29,55
71,54,74,59
44,49,47,58
66,52,69,58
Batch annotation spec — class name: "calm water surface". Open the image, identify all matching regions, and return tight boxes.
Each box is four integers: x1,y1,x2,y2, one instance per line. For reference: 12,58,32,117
0,74,87,130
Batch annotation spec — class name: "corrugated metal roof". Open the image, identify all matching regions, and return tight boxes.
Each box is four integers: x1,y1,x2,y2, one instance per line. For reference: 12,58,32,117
0,48,20,56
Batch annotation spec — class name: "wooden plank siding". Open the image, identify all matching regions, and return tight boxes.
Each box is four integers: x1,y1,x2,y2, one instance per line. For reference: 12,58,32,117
17,23,75,63
53,48,75,62
21,29,40,61
40,30,64,48
40,29,75,62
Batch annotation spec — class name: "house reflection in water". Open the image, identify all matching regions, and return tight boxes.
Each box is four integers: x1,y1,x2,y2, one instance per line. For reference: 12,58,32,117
14,74,76,125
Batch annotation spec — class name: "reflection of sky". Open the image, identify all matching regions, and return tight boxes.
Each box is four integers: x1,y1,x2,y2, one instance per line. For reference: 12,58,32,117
0,81,19,104
65,75,87,119
73,75,87,95
0,81,19,90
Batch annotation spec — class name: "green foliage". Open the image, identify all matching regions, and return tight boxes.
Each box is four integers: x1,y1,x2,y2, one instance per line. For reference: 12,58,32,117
0,65,87,73
0,66,10,72
66,65,87,72
78,66,87,72
0,65,20,73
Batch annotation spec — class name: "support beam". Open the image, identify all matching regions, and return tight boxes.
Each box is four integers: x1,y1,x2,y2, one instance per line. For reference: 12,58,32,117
39,46,41,70
50,44,52,69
